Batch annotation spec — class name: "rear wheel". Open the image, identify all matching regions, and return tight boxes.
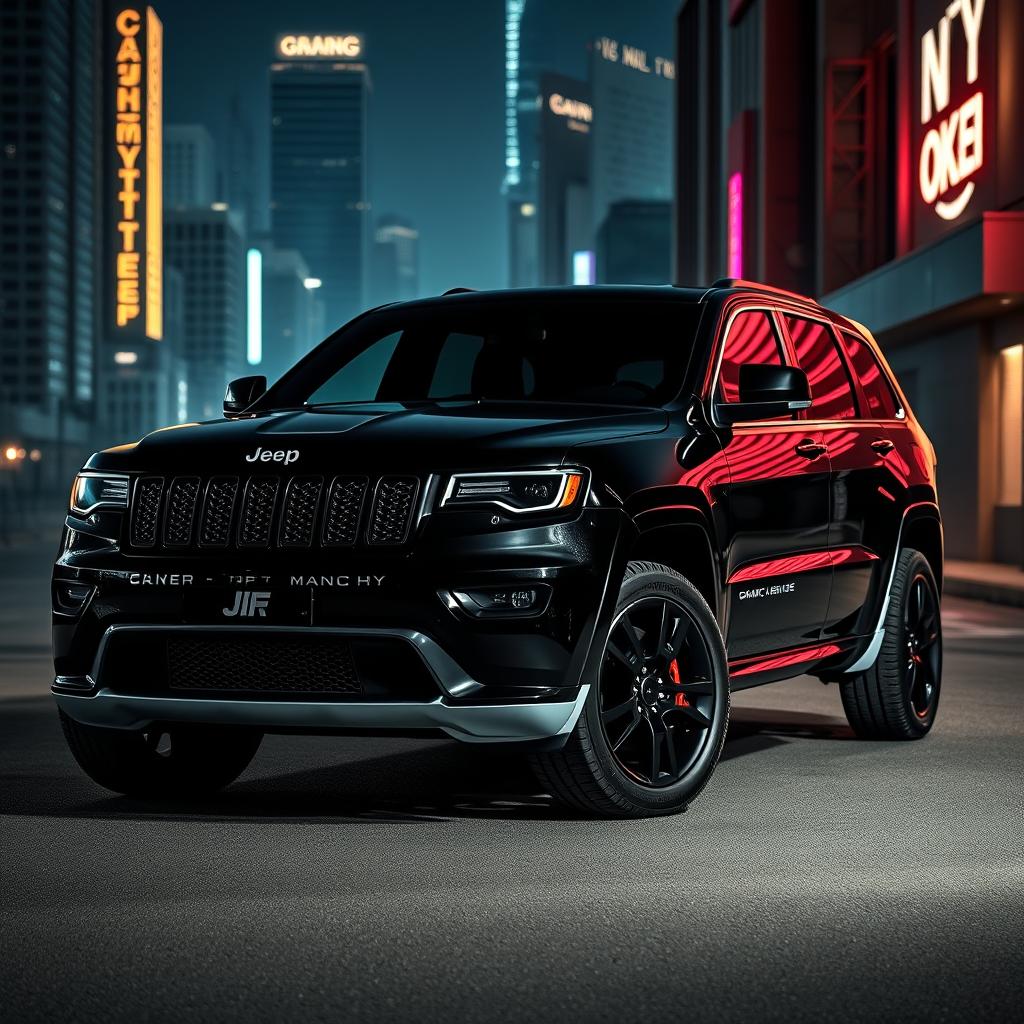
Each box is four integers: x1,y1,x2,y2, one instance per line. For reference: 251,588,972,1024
59,711,262,797
531,561,729,818
840,548,942,739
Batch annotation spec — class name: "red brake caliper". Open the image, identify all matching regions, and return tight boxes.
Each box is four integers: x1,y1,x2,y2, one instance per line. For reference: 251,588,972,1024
669,659,690,707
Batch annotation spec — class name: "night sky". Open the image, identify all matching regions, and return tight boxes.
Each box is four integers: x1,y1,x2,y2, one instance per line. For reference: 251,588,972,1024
162,0,679,295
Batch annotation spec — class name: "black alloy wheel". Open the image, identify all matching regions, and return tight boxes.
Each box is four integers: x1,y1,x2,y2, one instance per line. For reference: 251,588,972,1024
904,571,940,720
530,561,729,817
599,596,717,787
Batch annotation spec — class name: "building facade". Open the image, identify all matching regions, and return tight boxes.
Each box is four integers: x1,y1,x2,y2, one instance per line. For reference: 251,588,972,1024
369,215,419,307
0,0,101,494
165,206,245,420
589,35,675,248
165,123,216,208
597,200,672,284
270,34,369,332
259,245,321,383
675,0,1024,566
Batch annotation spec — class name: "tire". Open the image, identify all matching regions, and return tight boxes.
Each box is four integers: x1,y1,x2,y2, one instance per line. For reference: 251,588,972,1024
59,711,262,797
531,561,730,818
840,547,942,740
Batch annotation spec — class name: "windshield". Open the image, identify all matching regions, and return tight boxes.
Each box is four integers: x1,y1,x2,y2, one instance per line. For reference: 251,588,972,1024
264,296,703,410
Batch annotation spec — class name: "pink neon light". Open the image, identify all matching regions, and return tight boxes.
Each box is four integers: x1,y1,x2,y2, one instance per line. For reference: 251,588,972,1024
727,172,743,278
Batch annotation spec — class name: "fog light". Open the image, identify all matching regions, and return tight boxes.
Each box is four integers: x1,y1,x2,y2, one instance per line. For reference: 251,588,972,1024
53,580,94,616
449,584,551,618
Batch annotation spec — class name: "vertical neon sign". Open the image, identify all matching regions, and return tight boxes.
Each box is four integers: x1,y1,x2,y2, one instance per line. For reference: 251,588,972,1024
727,172,743,278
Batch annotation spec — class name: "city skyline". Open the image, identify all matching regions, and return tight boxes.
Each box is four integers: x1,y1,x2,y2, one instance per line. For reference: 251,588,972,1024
160,0,679,296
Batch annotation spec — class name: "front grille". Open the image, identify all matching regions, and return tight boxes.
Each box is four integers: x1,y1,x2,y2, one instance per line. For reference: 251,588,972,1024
127,472,420,551
167,635,362,694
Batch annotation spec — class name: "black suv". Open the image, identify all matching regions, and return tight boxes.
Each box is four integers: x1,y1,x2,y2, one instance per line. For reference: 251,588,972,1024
53,282,942,817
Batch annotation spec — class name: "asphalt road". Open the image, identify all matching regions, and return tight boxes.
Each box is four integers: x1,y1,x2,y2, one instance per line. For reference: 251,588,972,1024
2,539,1022,1022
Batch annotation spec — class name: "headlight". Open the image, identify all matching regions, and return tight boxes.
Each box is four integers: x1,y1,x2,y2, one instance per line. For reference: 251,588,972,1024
440,469,585,513
69,473,130,516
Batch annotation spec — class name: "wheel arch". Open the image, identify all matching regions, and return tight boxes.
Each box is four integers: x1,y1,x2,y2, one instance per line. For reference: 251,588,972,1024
627,512,720,622
902,506,943,594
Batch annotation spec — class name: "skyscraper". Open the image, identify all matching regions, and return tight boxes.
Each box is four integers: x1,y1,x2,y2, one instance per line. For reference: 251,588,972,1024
0,0,101,490
270,33,369,331
259,245,320,382
589,36,675,243
165,124,217,208
370,216,419,306
165,206,245,420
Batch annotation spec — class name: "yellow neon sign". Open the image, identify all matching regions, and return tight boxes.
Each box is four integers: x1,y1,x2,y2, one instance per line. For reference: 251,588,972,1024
112,7,161,339
146,7,162,339
277,34,362,59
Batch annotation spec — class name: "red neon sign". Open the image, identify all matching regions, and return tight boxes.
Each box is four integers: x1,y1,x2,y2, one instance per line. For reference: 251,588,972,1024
917,0,986,222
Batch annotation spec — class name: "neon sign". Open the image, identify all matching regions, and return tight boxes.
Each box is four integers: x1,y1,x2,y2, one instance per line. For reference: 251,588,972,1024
277,34,362,59
727,172,743,277
548,93,593,123
918,0,985,221
110,6,162,340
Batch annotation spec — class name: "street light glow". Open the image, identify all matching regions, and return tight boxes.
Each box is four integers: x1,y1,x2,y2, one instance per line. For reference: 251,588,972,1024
303,277,322,290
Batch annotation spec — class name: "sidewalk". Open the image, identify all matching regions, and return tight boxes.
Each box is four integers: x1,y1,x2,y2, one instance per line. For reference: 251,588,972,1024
945,559,1024,607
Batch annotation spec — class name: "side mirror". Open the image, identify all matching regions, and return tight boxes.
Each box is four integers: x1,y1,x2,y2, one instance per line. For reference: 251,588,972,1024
223,375,266,418
718,363,812,424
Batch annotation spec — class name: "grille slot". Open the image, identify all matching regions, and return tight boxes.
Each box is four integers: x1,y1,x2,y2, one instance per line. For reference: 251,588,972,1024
163,477,200,547
167,635,361,694
237,476,279,547
279,476,324,548
368,476,420,545
322,476,368,546
199,476,239,547
130,477,164,548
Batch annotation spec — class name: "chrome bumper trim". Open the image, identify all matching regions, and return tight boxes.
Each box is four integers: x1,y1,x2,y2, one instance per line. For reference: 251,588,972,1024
53,685,591,744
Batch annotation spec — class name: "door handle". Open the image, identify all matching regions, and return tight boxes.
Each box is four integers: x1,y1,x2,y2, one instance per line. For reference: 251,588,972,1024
794,439,828,460
870,438,895,456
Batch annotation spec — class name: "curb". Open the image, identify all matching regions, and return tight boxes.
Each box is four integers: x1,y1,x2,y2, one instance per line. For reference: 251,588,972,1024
944,576,1024,608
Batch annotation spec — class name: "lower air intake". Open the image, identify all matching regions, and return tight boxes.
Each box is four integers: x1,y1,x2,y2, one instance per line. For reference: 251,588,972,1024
167,635,362,694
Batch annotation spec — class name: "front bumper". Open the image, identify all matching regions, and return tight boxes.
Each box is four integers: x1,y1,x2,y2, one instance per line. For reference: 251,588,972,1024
52,508,629,741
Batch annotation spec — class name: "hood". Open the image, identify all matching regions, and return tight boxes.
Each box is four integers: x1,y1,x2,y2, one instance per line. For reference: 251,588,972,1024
85,402,669,474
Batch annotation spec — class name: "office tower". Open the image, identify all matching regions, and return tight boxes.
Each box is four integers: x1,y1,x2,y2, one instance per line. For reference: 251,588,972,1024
165,206,245,420
165,124,216,208
0,0,101,491
370,216,419,306
270,33,370,331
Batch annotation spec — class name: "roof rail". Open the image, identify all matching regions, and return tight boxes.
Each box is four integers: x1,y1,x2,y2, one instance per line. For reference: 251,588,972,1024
710,277,819,306
442,287,476,296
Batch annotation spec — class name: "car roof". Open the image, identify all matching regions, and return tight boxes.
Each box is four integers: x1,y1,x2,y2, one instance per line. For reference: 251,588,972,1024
371,285,710,314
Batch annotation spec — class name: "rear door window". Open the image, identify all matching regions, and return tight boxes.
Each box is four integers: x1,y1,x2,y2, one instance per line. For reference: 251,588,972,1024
838,331,903,418
786,316,857,420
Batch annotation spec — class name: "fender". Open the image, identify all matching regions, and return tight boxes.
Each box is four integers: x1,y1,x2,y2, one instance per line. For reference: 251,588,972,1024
843,500,941,674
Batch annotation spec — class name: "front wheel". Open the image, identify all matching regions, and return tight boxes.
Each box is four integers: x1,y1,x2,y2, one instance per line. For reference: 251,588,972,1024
840,547,942,739
531,561,730,818
59,711,262,797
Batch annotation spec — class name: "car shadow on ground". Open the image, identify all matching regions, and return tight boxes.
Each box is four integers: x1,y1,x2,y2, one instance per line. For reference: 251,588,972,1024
0,698,854,824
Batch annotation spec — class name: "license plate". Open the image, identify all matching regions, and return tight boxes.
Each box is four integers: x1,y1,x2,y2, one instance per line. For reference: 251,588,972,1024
185,588,310,625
